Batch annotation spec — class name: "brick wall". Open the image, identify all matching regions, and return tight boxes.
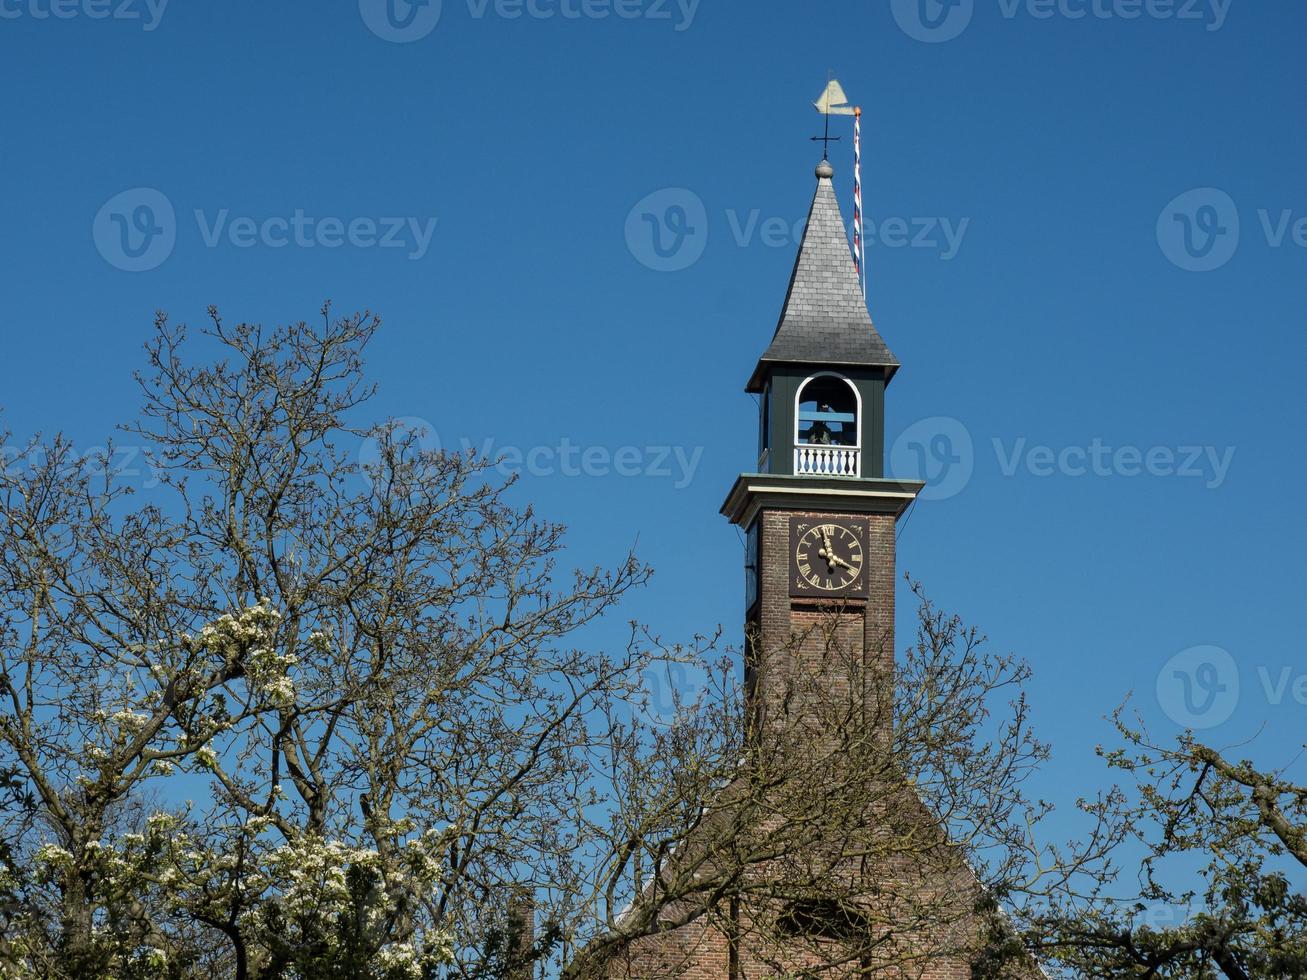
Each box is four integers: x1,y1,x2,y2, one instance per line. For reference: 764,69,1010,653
752,510,896,741
600,506,1038,980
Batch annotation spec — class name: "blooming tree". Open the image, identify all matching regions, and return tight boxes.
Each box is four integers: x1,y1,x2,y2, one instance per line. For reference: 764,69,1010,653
0,307,669,978
0,308,1071,978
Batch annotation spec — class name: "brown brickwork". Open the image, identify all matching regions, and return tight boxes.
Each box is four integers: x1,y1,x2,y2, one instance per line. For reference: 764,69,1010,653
753,509,897,739
600,503,1041,980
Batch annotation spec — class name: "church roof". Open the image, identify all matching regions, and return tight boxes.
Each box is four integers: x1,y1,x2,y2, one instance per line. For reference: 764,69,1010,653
745,161,899,393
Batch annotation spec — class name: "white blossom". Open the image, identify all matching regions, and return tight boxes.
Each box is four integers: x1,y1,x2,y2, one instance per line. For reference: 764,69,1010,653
194,745,219,770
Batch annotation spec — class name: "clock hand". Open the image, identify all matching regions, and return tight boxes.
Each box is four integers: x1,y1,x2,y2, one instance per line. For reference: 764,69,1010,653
828,553,856,573
819,528,837,569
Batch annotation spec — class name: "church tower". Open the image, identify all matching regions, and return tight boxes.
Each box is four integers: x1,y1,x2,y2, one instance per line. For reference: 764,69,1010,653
602,155,1042,980
720,157,923,737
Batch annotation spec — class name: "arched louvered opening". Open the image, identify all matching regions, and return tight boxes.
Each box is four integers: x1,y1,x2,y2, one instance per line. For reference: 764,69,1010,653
794,373,860,477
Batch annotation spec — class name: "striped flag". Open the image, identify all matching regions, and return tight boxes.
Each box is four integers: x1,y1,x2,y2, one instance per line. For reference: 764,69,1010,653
853,107,865,300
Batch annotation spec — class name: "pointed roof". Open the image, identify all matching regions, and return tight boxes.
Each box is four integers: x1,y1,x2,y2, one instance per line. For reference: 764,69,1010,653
745,160,899,393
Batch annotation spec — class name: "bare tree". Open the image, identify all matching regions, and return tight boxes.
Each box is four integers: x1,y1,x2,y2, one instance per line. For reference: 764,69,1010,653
0,307,1080,979
561,587,1105,980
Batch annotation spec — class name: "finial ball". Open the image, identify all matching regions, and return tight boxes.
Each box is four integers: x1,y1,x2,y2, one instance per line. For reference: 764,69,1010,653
815,159,834,179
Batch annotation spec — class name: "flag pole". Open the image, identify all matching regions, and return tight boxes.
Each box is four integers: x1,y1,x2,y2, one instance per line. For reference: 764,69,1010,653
853,106,865,301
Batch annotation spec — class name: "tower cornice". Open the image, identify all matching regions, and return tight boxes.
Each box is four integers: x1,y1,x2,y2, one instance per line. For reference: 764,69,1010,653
720,473,923,530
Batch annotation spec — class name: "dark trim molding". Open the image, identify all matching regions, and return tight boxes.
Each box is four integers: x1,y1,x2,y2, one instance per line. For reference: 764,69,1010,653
720,473,924,528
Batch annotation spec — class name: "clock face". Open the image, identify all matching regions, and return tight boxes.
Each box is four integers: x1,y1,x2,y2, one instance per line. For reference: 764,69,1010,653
790,519,867,598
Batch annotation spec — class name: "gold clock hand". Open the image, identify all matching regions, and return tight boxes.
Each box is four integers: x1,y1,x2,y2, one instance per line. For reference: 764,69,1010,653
819,527,837,569
829,553,856,572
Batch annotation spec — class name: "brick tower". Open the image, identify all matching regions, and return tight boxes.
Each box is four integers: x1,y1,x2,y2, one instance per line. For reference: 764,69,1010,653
720,156,922,749
601,158,1041,980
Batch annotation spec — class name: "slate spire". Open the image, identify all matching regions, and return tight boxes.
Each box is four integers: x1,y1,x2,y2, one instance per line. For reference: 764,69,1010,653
745,159,899,393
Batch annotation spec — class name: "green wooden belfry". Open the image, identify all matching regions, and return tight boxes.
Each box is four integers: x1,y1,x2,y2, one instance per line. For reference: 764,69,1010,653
746,158,899,481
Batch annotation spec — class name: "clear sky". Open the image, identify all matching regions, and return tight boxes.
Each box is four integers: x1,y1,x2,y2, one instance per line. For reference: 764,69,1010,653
2,0,1304,896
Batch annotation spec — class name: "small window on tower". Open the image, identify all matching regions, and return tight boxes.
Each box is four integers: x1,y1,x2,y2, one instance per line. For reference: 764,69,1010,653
796,375,858,447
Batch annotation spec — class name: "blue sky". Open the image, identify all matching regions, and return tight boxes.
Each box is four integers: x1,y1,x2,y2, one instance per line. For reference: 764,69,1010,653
2,0,1305,889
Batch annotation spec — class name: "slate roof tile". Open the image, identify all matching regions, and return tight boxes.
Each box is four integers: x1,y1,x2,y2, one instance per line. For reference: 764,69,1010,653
746,169,898,392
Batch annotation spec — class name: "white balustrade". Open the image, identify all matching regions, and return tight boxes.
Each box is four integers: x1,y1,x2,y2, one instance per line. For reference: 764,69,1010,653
793,444,860,477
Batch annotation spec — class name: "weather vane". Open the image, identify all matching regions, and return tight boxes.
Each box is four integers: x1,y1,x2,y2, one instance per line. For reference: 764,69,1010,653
812,77,856,158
